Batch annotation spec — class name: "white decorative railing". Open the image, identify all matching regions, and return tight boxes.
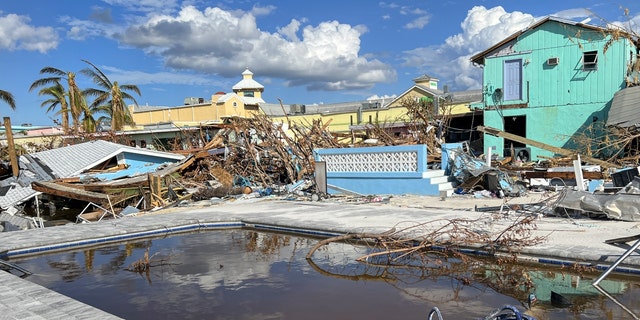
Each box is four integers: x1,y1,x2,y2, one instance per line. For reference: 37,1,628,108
313,145,444,195
320,151,418,172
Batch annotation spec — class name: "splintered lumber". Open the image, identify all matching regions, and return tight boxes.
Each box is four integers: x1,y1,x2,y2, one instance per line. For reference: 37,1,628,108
477,126,616,168
522,170,604,180
4,117,19,177
148,173,164,207
32,181,111,205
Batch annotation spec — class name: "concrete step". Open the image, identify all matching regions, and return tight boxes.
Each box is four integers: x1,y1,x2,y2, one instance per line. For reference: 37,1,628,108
423,169,446,178
426,170,455,196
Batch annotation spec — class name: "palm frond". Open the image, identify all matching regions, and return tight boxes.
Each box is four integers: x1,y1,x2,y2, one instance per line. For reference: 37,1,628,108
80,59,112,89
0,90,16,110
29,77,62,92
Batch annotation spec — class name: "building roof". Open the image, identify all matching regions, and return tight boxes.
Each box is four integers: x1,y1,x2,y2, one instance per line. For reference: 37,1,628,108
412,74,439,83
25,140,183,178
470,16,610,65
449,89,483,104
232,78,264,90
607,86,640,128
386,85,481,108
232,68,264,90
259,98,391,117
241,96,265,105
217,93,265,105
0,140,184,209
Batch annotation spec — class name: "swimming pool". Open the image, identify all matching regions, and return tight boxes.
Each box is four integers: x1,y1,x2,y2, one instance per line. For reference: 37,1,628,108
8,229,640,319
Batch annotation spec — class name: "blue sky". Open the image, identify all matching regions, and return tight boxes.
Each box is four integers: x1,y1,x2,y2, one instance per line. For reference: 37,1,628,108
1,1,639,126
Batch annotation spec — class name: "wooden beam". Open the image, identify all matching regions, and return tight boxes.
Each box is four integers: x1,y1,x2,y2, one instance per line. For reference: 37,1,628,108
477,126,616,168
32,181,111,205
3,117,19,177
522,171,604,180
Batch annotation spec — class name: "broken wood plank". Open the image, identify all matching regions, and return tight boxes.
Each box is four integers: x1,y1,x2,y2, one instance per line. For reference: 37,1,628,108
477,126,616,168
148,173,163,207
32,181,111,205
4,117,19,178
522,171,604,180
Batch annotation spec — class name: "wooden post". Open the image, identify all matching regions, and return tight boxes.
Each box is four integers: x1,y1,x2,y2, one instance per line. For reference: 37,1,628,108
148,173,163,207
3,117,19,177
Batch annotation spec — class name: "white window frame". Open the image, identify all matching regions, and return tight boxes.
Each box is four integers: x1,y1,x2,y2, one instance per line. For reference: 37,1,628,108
583,51,598,71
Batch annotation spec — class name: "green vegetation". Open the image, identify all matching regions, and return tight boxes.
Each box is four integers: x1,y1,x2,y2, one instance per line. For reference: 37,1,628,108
29,60,141,134
81,59,140,132
0,89,16,110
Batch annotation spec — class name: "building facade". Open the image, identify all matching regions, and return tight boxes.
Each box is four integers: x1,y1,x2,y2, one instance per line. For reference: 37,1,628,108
130,68,264,126
470,17,637,160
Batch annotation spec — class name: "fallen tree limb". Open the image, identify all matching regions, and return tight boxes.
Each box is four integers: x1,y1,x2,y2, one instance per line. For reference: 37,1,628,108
305,228,396,260
306,216,546,265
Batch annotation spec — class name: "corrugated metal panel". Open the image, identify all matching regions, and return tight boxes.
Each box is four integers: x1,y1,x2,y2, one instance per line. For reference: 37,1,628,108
26,140,125,178
24,140,183,178
607,86,640,127
0,140,184,209
0,171,41,210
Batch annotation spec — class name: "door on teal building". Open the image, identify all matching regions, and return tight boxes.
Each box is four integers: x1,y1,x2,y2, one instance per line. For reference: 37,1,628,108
503,59,522,101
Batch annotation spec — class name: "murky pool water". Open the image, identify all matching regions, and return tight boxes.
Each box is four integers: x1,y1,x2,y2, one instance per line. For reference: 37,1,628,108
8,229,640,319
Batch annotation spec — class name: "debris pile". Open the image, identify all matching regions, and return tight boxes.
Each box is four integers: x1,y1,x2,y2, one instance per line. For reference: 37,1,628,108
2,97,640,230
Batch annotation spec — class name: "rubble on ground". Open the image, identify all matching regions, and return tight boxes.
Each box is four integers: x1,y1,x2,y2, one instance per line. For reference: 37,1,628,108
2,99,640,230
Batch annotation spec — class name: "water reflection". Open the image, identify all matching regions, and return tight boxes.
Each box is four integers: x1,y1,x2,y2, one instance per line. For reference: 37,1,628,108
6,229,640,319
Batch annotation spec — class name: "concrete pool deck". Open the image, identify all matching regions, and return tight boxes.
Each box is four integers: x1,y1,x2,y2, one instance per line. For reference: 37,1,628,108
2,194,640,318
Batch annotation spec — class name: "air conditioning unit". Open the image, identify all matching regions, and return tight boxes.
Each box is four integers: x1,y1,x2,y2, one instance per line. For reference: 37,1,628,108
547,57,559,65
504,147,531,162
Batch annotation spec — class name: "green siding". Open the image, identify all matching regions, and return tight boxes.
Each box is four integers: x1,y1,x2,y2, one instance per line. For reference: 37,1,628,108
478,20,634,159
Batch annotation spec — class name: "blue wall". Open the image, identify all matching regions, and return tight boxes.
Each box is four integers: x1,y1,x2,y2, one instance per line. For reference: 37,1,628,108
81,152,181,181
315,145,444,195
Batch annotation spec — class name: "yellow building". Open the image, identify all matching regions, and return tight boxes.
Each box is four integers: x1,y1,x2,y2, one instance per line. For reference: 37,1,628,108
263,75,482,142
129,68,264,126
130,69,482,144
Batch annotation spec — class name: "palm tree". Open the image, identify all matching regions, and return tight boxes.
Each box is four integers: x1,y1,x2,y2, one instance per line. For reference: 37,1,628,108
81,59,140,131
35,81,70,133
0,89,16,110
30,67,87,134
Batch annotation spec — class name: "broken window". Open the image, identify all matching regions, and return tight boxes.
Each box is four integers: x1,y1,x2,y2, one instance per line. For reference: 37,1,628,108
583,51,598,71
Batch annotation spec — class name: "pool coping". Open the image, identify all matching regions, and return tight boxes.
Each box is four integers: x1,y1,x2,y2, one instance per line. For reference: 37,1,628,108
4,219,640,278
3,198,640,319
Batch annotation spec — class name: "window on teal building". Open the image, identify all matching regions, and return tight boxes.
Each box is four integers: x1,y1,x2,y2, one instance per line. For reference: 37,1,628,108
583,51,598,71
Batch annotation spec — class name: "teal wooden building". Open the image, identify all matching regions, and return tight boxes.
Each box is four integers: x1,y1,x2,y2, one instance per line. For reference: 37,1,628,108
470,17,637,161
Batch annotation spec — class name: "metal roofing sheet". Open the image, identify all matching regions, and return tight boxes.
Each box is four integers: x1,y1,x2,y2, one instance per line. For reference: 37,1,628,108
23,140,184,178
607,86,640,128
0,140,184,209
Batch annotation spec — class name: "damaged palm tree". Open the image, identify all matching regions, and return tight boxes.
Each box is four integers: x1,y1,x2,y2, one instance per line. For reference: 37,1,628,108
306,214,545,267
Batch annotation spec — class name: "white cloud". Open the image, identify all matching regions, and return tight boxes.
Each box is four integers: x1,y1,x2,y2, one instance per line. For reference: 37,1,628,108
250,4,276,16
552,8,592,20
101,0,179,14
367,94,397,100
116,5,396,91
277,19,302,42
445,6,534,54
61,15,122,40
99,65,219,86
402,6,536,90
0,13,58,53
405,15,430,29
